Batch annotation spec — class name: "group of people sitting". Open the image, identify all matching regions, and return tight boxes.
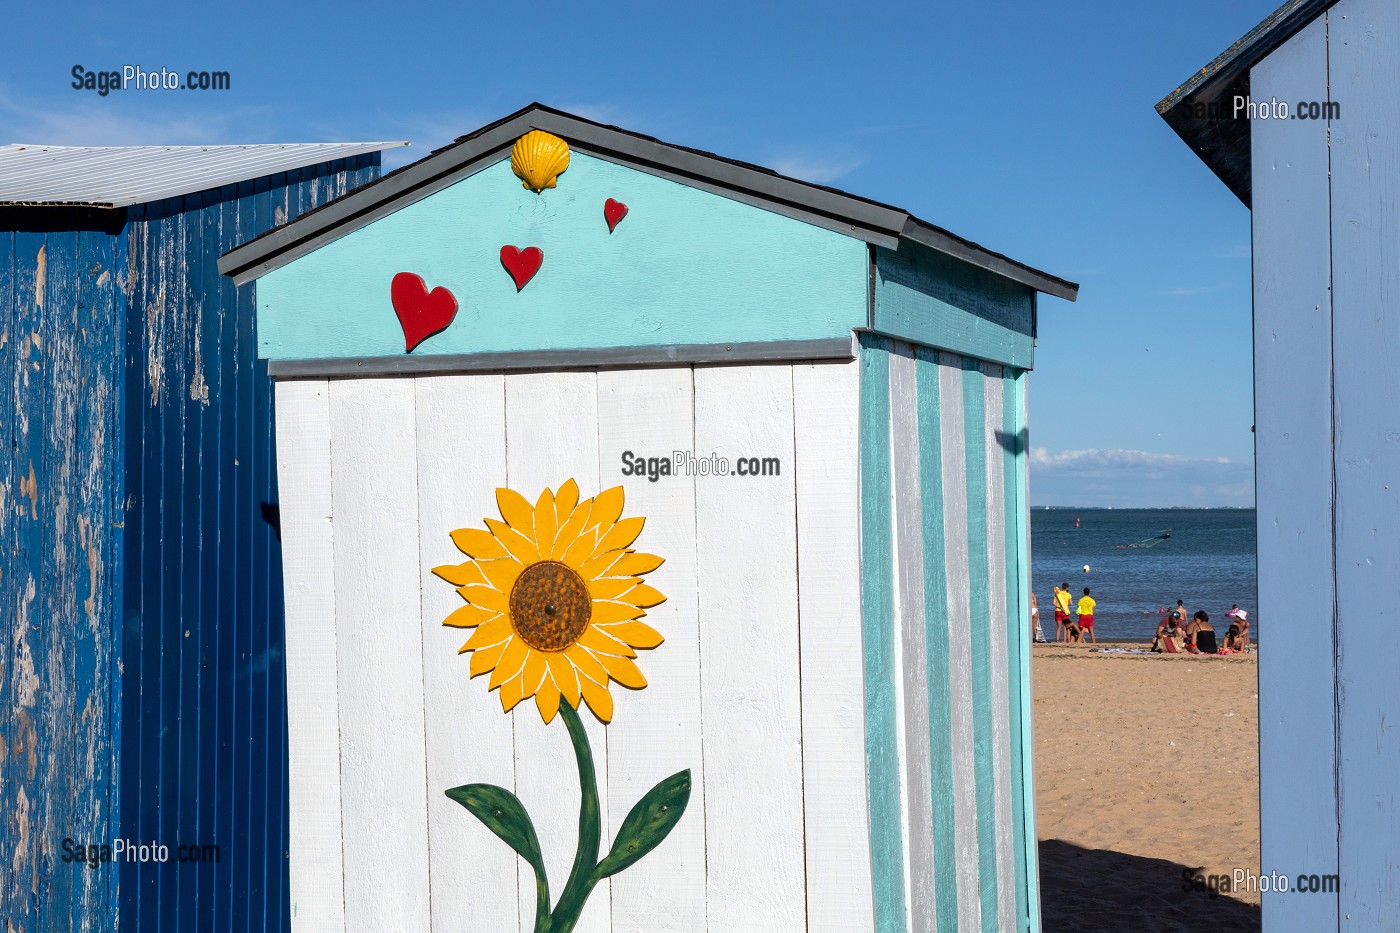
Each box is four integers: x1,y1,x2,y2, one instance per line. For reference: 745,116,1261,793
1151,602,1251,654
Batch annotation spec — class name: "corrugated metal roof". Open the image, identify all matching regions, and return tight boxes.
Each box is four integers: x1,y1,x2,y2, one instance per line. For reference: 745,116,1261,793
0,141,409,208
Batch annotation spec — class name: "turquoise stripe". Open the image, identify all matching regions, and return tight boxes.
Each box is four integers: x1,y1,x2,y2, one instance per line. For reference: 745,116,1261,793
858,332,906,933
1010,372,1041,931
1002,370,1030,930
961,357,1001,932
915,347,960,933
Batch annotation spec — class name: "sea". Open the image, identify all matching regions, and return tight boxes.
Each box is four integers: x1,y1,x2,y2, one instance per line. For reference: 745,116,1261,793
1031,508,1257,642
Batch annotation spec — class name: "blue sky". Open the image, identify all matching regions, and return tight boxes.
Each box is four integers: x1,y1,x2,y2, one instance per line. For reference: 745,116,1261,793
1,0,1273,507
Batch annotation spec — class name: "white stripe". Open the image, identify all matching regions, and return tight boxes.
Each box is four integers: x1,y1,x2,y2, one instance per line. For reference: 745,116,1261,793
938,352,981,933
891,343,937,932
983,363,1018,929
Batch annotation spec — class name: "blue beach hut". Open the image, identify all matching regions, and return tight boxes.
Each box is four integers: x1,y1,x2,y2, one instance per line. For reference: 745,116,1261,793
1160,0,1399,927
221,104,1078,932
0,140,401,931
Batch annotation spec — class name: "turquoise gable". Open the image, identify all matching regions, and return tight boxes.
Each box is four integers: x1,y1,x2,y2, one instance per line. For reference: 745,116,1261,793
257,152,870,360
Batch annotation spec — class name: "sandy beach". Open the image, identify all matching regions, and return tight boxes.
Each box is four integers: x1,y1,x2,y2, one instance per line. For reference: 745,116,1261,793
1034,643,1260,932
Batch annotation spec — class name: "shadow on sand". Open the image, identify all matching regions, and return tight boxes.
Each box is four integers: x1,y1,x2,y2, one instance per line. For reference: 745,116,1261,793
1039,839,1260,932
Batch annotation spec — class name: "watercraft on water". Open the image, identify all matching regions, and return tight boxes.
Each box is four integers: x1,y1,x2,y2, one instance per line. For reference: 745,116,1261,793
1115,529,1173,549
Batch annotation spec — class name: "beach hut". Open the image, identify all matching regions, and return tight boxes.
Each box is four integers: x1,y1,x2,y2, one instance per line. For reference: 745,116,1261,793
0,141,402,931
219,103,1077,933
1159,0,1396,927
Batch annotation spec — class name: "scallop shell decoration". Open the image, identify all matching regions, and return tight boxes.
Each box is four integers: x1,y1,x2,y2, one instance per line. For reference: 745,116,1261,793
510,130,571,193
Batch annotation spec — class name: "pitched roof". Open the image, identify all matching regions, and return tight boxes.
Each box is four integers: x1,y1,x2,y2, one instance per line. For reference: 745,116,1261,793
217,104,1077,302
1156,0,1340,206
0,142,408,208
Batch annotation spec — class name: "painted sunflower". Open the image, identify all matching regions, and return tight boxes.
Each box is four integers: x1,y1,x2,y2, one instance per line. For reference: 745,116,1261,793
432,480,666,724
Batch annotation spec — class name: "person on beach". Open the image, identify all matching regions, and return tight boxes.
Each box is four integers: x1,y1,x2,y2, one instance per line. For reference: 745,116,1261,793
1185,610,1217,654
1031,592,1047,643
1224,609,1249,651
1170,600,1186,627
1053,583,1072,642
1076,587,1097,643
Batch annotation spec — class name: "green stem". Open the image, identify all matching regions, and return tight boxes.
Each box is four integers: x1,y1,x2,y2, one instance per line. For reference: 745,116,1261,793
532,868,551,933
549,702,602,932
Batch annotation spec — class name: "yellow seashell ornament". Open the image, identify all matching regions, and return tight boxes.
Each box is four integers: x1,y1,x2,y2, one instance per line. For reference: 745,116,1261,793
510,130,571,193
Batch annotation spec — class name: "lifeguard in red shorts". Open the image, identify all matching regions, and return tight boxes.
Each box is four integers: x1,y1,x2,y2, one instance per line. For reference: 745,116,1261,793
1076,587,1097,643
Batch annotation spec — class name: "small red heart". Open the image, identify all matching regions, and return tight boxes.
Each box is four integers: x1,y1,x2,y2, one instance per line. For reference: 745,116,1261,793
500,245,544,290
391,272,458,352
604,198,629,233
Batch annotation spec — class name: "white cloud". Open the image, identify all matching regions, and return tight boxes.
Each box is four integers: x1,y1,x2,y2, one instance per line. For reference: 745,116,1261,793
0,86,267,146
767,151,866,184
1029,447,1252,507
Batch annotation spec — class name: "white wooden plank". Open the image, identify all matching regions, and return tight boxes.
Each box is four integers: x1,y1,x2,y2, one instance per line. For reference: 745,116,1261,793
981,364,1016,930
595,367,707,932
414,374,519,932
794,359,875,933
938,353,981,933
890,345,937,931
693,364,806,931
503,371,610,933
1249,16,1340,931
274,380,347,932
328,377,431,932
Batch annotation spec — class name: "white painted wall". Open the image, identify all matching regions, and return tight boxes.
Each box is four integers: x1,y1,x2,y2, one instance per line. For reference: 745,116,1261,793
274,361,874,933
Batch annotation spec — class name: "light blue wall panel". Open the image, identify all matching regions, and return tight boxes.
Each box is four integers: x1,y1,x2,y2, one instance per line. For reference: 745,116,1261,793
1002,369,1033,933
1248,15,1340,931
257,152,869,360
874,242,1035,369
1328,0,1400,927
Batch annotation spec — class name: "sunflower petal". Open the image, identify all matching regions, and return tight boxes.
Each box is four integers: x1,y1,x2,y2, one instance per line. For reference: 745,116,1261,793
578,625,637,658
479,558,525,593
547,653,581,709
550,499,591,561
534,487,558,560
598,652,648,689
610,552,665,576
564,644,610,684
500,674,527,712
588,576,641,600
457,585,510,613
444,604,499,629
620,582,666,608
461,614,512,651
591,600,645,624
588,486,625,532
432,561,486,586
560,528,599,570
450,527,509,560
579,548,627,580
496,487,536,537
484,518,541,565
489,638,529,688
536,680,562,723
521,650,548,695
579,675,614,723
594,516,645,556
554,479,580,526
468,638,511,675
598,619,665,650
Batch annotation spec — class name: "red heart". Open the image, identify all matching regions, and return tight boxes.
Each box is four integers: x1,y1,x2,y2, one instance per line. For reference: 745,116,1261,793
604,198,629,233
391,272,458,352
500,245,544,290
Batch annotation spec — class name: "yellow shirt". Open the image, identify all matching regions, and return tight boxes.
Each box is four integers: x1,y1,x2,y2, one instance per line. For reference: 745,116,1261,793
1077,595,1096,616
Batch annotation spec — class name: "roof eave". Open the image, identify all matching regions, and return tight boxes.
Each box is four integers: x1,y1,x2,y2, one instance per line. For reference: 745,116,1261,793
1156,0,1341,207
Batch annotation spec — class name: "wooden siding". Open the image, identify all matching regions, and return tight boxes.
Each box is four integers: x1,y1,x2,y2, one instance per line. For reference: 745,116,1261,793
255,152,869,361
858,333,1036,932
272,360,875,932
0,155,378,933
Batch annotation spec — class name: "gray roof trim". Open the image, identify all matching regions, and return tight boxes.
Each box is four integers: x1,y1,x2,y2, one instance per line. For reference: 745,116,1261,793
0,142,408,208
901,217,1078,302
266,337,856,379
219,104,1077,301
1156,0,1340,206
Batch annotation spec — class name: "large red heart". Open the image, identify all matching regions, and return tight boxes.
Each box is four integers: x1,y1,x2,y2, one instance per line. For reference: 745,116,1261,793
391,272,458,352
604,198,629,233
500,245,544,291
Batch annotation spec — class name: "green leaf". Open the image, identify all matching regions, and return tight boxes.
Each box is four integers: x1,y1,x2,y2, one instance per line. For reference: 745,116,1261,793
445,783,549,883
594,770,691,880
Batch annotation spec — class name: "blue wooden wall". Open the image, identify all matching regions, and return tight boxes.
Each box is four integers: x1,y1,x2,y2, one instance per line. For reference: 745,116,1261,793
0,154,379,933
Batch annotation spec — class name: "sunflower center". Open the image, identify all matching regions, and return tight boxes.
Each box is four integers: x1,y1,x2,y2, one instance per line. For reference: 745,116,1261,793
509,560,591,652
